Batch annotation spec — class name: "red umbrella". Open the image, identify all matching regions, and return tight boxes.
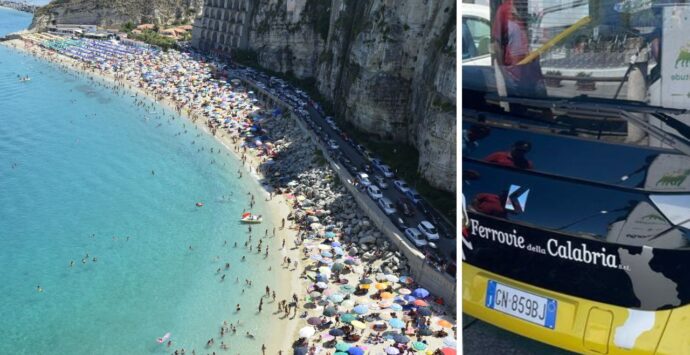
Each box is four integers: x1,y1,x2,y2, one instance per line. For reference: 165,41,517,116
441,348,456,355
413,299,429,307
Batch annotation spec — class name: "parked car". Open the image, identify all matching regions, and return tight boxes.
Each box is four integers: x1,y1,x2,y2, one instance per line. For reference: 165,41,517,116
370,158,383,169
404,228,427,247
377,197,396,215
363,150,374,161
405,189,422,204
367,184,383,200
377,164,395,178
328,140,339,150
373,175,388,189
393,179,411,194
417,220,440,240
362,164,373,174
356,172,371,187
396,197,415,217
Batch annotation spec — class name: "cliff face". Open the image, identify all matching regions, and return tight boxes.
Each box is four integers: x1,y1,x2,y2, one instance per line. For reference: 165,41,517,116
29,0,203,30
243,0,456,192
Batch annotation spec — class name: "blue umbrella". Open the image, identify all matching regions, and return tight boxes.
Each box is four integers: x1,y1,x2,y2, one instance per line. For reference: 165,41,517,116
329,294,345,303
348,347,365,355
333,247,344,255
325,231,336,239
390,303,403,311
353,305,369,314
403,295,417,303
412,288,429,298
321,251,333,258
293,347,308,355
310,255,323,262
389,318,405,328
331,241,342,247
392,334,410,343
316,274,328,282
329,328,345,336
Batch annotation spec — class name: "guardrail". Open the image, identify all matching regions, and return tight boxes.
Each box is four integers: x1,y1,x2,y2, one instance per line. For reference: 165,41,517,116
239,78,458,310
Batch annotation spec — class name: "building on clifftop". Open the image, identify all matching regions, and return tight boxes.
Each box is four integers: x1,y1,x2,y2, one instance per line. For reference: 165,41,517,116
191,0,253,56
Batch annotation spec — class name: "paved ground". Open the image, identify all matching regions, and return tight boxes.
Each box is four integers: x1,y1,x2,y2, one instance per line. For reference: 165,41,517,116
462,315,576,355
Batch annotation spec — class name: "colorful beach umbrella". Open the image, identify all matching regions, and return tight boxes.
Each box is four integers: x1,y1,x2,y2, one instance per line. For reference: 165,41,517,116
438,319,453,328
412,288,429,298
385,274,399,283
413,300,429,307
332,262,345,271
380,292,394,299
443,336,457,348
351,320,366,329
329,328,345,337
385,347,400,354
375,282,388,290
417,307,432,316
341,299,355,309
298,326,315,338
390,303,403,311
331,241,341,247
392,334,410,343
440,348,456,355
398,288,411,295
323,306,337,316
307,317,322,326
340,284,356,294
347,347,365,355
389,318,405,328
353,305,369,314
335,342,351,352
412,341,427,351
341,313,357,323
360,278,373,284
329,294,345,303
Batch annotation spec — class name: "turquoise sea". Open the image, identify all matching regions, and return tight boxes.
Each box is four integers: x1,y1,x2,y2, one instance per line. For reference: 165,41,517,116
1,7,283,354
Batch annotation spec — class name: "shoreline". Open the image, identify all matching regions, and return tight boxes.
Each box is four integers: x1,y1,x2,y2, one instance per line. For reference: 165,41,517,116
1,38,303,354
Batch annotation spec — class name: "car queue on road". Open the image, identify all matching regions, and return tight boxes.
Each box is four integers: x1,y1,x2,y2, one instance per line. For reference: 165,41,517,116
227,65,456,277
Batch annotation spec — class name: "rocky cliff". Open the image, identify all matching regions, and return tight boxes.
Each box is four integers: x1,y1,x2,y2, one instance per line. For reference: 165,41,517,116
29,0,203,30
243,0,456,192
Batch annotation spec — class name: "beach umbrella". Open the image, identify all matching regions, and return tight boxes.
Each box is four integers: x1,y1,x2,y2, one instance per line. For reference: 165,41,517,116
329,294,345,303
381,292,394,299
379,313,393,320
333,247,345,255
319,267,332,274
398,288,411,295
318,244,332,250
418,328,433,336
316,282,328,289
372,322,388,331
323,289,335,296
347,347,365,355
334,353,347,355
307,317,323,326
375,273,387,281
331,241,341,247
385,274,399,283
351,320,366,329
353,305,369,314
323,306,337,316
344,259,356,265
389,319,405,329
335,342,351,352
412,288,429,299
325,231,336,239
360,278,373,284
392,334,410,343
298,326,315,338
412,341,427,351
341,299,355,309
316,274,328,282
310,291,322,298
385,347,400,354
329,328,345,337
332,263,346,272
340,285,356,294
341,313,357,323
438,319,453,328
403,295,417,303
441,348,456,355
375,282,389,290
417,307,433,316
293,346,308,355
399,276,414,284
413,300,430,307
443,336,457,348
390,303,403,311
321,251,333,258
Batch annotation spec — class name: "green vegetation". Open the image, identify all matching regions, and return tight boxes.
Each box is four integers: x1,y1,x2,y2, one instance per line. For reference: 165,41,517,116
313,149,327,166
131,30,178,51
432,97,455,113
120,21,135,33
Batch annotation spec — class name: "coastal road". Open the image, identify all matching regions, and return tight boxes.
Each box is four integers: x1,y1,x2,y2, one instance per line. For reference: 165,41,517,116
229,67,457,272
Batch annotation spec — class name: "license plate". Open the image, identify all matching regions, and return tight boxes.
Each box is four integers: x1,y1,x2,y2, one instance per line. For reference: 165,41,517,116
485,280,557,329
